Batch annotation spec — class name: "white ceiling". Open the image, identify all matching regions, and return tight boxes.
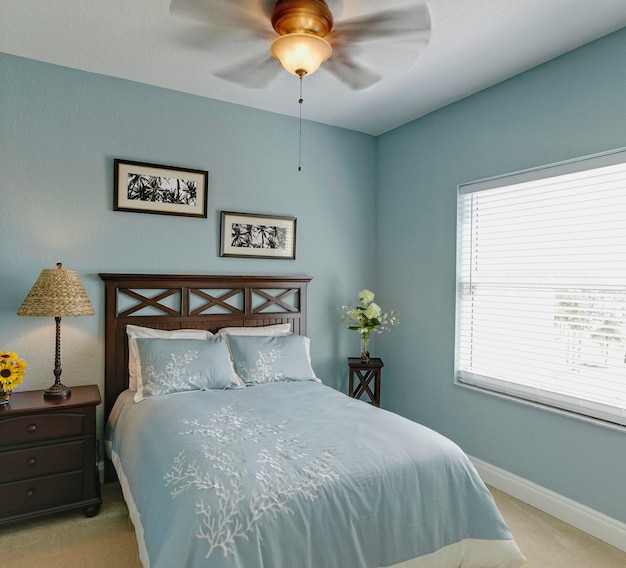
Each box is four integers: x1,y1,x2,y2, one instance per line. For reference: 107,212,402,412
2,0,625,136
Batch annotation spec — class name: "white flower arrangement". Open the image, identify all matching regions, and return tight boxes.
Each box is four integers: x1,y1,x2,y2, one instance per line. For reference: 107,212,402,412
339,290,399,360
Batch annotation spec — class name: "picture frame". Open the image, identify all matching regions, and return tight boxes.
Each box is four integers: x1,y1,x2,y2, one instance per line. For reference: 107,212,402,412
114,159,208,218
220,211,297,260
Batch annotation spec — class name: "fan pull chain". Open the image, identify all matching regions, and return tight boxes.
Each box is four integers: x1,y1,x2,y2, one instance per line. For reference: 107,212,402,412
298,74,304,172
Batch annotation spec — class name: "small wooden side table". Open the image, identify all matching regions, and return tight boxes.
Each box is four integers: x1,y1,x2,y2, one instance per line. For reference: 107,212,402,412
348,358,384,407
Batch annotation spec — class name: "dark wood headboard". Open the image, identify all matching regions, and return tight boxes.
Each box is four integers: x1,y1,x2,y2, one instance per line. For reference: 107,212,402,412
99,273,311,425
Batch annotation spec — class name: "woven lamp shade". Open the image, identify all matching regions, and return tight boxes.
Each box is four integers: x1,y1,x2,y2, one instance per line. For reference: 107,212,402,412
17,264,94,317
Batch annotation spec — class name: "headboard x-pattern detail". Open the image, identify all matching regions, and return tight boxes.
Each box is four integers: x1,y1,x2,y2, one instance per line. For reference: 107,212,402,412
99,273,311,427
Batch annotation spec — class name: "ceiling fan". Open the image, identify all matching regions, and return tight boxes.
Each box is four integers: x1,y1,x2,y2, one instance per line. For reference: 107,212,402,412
169,0,431,90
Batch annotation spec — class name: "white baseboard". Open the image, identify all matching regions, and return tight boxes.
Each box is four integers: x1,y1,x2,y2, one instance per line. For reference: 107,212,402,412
469,456,626,553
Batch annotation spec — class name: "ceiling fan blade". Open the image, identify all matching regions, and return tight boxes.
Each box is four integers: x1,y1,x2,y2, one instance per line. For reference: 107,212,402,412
170,0,269,33
331,2,431,45
327,2,431,72
170,0,280,89
171,20,275,53
213,53,282,89
322,54,381,91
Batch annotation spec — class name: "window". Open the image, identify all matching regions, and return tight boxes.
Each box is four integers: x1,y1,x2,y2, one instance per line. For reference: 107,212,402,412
456,149,626,426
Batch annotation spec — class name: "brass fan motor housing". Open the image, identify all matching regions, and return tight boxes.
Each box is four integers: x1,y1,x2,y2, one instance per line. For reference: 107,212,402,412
271,0,334,37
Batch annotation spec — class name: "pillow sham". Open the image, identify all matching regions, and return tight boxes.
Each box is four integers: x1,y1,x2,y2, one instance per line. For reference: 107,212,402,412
225,334,318,386
217,323,291,336
126,324,213,390
134,335,240,402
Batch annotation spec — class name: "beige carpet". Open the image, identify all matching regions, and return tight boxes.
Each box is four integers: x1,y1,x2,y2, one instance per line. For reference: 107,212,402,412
489,487,626,568
1,483,140,568
2,483,625,567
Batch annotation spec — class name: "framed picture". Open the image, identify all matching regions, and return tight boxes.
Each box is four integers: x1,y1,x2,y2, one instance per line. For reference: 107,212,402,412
114,159,208,218
220,211,297,259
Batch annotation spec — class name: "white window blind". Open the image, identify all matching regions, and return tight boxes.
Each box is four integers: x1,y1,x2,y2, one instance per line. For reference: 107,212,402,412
456,150,626,426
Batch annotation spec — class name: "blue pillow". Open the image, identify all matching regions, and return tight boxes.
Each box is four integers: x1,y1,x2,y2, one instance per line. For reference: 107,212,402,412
134,336,240,401
226,334,317,385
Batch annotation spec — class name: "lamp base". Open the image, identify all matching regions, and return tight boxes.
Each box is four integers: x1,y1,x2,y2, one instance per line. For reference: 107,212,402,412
44,382,72,398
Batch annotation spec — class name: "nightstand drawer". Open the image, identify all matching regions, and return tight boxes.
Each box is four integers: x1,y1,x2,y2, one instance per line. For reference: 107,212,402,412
0,440,85,483
0,412,86,446
0,470,84,517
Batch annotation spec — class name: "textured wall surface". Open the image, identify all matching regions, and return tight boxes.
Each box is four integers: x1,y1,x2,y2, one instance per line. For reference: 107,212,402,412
0,52,377,438
376,28,626,523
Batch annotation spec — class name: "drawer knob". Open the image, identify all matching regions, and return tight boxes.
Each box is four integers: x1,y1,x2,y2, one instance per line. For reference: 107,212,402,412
27,456,37,467
26,488,35,499
27,424,37,433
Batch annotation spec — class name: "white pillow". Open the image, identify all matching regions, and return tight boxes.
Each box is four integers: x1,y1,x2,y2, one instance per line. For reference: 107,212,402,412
126,324,213,390
217,323,292,336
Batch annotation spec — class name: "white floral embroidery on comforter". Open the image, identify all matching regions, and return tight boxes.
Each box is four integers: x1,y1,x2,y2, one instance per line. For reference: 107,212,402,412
163,404,337,558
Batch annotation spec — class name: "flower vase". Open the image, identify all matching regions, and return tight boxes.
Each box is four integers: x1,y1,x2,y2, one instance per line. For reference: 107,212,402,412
0,389,10,405
360,336,370,363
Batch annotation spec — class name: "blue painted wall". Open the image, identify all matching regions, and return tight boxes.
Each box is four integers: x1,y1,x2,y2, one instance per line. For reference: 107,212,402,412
0,53,377,434
377,28,626,522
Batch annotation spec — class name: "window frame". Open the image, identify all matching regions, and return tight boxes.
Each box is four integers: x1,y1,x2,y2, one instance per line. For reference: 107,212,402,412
455,148,626,430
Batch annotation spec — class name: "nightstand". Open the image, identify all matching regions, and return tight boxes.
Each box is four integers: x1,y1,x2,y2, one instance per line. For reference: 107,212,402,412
348,357,384,407
0,384,102,525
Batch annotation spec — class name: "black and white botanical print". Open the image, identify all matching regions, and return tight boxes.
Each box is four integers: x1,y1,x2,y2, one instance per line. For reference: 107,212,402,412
126,173,197,205
230,223,287,250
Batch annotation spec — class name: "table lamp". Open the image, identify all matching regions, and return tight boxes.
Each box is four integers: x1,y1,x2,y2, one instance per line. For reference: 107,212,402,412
17,263,94,398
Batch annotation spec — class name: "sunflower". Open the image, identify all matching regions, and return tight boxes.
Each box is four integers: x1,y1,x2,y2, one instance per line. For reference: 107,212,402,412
0,352,27,391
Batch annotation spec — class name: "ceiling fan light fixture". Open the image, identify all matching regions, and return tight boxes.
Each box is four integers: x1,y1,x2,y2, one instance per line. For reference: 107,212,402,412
270,32,332,77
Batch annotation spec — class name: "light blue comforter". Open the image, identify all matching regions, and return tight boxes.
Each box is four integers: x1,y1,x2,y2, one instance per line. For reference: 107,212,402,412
106,381,523,568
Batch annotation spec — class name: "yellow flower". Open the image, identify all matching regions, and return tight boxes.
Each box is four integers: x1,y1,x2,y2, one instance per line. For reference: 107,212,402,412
0,351,18,362
0,352,26,391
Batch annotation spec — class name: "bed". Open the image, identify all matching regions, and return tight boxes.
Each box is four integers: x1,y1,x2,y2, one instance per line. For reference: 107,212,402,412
100,273,525,568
